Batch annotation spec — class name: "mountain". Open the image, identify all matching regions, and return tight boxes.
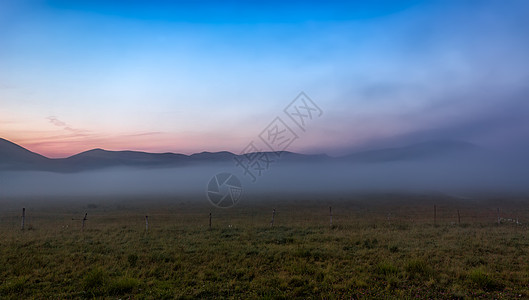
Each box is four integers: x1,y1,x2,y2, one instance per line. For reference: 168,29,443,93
0,138,52,170
342,140,479,163
0,138,480,172
190,151,237,161
0,138,328,172
62,148,190,171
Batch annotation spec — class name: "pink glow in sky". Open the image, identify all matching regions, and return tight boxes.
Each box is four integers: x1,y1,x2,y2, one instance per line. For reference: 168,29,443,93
2,1,529,157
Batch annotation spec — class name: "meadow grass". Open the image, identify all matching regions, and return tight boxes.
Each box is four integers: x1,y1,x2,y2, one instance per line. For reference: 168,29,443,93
1,194,529,298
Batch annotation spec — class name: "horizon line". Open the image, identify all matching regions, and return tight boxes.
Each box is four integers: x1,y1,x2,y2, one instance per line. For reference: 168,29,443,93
1,137,477,160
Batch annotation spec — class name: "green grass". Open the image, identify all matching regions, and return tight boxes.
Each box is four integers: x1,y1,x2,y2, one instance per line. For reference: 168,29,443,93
1,195,529,298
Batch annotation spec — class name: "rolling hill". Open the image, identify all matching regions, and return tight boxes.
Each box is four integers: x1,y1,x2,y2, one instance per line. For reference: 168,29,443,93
0,137,481,172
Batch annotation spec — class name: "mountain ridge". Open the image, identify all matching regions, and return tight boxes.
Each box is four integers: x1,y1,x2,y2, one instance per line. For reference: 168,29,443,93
0,137,481,172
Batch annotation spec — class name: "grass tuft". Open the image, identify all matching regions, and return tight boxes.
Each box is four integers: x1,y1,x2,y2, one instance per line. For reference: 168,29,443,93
82,267,108,294
107,277,139,295
467,268,501,290
377,262,399,276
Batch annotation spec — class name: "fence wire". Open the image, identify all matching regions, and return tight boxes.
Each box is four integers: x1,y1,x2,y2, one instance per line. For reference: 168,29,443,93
2,202,529,231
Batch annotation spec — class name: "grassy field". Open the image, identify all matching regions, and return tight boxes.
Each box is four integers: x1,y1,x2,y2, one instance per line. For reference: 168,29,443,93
1,194,529,299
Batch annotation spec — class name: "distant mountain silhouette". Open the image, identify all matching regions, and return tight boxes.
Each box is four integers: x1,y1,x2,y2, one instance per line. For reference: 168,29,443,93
190,151,238,161
0,137,480,172
63,148,190,171
0,138,52,170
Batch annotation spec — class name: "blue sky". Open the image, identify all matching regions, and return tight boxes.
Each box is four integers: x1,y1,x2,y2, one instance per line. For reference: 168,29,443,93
1,0,528,157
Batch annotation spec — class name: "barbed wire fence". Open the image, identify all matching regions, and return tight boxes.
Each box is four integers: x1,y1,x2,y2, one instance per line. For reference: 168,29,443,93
1,201,529,233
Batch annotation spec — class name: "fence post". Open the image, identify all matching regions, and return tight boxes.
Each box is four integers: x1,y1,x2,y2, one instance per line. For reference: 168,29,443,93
270,208,276,227
457,209,461,225
82,213,87,231
145,215,149,232
209,212,212,230
21,207,25,230
497,208,500,225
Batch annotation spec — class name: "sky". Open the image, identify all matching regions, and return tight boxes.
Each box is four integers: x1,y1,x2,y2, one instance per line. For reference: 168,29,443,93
1,0,528,158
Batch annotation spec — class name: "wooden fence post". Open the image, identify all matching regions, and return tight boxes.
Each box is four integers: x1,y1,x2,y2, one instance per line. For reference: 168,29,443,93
145,215,149,232
497,208,500,225
270,208,276,227
457,209,461,225
209,212,212,230
82,213,87,231
21,207,25,230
